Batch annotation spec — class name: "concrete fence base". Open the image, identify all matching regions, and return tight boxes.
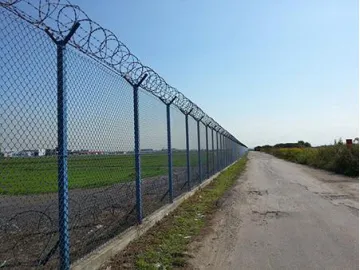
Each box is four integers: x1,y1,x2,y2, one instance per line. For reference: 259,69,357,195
71,161,236,270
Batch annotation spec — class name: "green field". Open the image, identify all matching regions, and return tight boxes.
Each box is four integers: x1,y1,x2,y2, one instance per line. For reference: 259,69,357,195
0,151,211,195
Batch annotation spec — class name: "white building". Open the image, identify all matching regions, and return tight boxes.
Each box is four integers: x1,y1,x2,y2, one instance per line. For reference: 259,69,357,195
4,151,14,158
38,149,46,156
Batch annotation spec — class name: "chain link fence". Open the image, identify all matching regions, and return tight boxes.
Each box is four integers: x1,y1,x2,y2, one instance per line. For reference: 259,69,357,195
0,1,248,269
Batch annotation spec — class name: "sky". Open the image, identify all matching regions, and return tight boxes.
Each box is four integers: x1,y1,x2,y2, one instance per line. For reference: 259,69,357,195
1,0,358,152
65,0,358,148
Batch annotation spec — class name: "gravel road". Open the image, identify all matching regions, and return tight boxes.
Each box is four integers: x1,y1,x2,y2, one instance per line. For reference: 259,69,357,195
190,151,359,270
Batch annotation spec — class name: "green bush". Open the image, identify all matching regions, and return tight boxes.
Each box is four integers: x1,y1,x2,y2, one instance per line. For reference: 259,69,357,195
263,145,359,177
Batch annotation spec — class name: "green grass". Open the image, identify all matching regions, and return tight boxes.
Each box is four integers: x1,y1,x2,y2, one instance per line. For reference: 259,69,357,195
0,151,211,195
103,155,247,270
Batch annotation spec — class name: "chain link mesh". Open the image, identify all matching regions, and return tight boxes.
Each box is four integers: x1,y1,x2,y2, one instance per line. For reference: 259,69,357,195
188,117,199,187
0,9,60,268
65,46,136,261
199,122,207,181
171,106,187,199
209,128,215,175
138,88,169,217
0,2,247,268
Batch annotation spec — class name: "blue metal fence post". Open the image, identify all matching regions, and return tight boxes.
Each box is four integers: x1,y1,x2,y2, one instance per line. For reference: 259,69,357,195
228,138,231,164
235,142,237,160
165,97,176,203
205,124,209,178
223,135,226,167
226,137,229,164
133,76,148,223
229,139,232,163
124,74,148,224
229,139,231,163
229,139,231,164
219,132,222,169
185,109,192,190
56,40,70,270
226,137,228,166
221,133,225,168
224,136,227,166
197,117,204,182
236,143,239,159
229,138,234,163
46,22,79,270
216,129,219,172
233,142,235,161
56,41,70,270
224,135,227,166
231,140,234,162
224,136,226,166
133,86,141,221
235,142,238,160
222,134,225,168
227,138,229,165
234,143,239,159
211,127,215,175
235,143,237,160
233,141,236,161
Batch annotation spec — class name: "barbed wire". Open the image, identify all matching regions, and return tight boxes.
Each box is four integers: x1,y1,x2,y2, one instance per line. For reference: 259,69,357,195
0,0,246,147
0,172,190,267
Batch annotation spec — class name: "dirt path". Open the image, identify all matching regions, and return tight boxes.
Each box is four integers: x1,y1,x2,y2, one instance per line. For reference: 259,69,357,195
189,152,359,270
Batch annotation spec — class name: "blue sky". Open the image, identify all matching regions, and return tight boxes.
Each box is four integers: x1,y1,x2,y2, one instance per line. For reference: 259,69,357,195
68,0,358,148
2,0,358,150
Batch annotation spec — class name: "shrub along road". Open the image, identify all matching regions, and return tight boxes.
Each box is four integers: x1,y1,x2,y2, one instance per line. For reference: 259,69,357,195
190,151,358,270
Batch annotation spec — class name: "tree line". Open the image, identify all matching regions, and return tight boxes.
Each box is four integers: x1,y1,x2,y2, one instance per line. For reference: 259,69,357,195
254,141,311,151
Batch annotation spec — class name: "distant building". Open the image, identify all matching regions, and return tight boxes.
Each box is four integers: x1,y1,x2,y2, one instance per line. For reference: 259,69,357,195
140,149,154,154
9,149,47,157
45,149,57,156
88,151,103,155
4,151,14,158
17,150,35,157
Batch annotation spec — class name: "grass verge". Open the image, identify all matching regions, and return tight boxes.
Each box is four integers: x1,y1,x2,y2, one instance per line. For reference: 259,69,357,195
102,155,247,270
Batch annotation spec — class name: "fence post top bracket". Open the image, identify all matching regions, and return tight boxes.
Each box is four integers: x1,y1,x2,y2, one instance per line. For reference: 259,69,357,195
45,22,80,46
184,108,193,116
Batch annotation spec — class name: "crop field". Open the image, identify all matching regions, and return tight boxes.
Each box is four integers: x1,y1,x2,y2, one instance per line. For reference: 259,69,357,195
0,151,210,195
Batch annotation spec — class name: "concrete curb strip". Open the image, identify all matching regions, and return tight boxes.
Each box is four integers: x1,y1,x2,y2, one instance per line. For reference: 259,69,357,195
71,162,236,270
